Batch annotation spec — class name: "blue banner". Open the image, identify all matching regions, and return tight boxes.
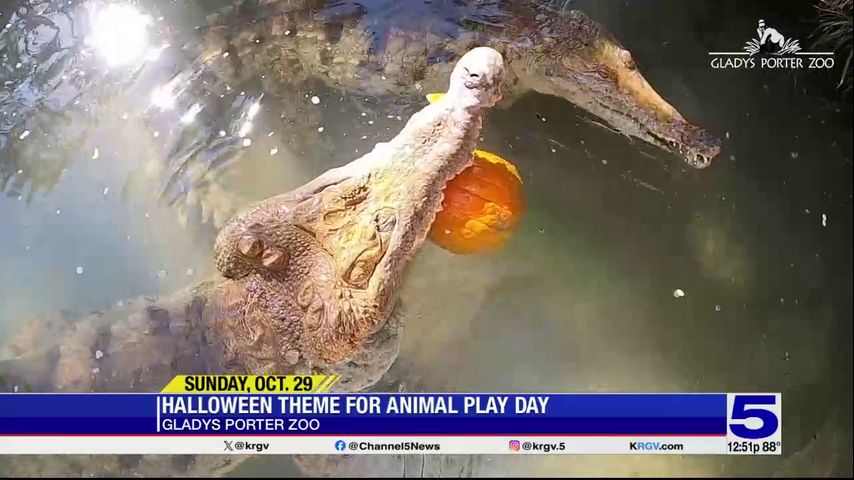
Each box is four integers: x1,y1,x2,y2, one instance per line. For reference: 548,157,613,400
0,394,727,436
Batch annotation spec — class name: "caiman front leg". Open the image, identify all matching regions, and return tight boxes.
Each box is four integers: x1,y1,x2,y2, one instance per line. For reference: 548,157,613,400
0,283,255,477
0,283,221,395
0,273,399,476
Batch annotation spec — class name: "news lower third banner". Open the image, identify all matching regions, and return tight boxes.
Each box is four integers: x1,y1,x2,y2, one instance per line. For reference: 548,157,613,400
0,376,782,455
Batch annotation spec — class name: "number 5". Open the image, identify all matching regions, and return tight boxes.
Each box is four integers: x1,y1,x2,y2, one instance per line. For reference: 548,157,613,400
730,395,779,439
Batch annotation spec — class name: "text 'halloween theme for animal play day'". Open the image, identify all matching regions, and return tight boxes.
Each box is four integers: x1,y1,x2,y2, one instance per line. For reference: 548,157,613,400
0,392,782,455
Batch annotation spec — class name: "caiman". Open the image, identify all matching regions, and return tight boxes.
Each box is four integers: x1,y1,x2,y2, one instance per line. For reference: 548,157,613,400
0,46,505,477
202,0,722,168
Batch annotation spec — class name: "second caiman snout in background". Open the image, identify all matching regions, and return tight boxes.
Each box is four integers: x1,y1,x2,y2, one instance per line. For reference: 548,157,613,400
503,9,722,168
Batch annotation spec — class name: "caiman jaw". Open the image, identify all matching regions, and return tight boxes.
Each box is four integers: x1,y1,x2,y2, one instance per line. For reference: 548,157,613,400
650,120,721,169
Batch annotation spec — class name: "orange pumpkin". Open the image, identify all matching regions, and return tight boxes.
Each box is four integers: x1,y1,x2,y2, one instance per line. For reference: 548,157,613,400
429,149,525,254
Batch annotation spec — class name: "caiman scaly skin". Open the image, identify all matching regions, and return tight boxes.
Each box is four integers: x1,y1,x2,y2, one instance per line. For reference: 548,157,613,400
205,0,721,168
208,46,504,378
0,47,505,477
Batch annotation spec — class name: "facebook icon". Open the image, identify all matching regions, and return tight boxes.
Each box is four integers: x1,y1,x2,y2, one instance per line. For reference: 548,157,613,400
334,440,347,452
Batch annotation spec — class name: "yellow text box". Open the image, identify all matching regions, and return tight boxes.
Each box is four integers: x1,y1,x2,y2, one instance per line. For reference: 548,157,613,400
161,375,338,393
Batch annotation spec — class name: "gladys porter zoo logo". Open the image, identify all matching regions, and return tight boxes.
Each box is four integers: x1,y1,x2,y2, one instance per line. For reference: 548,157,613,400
710,19,836,70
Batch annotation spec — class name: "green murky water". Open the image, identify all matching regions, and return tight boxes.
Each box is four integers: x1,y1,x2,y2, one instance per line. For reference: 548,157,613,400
1,0,851,477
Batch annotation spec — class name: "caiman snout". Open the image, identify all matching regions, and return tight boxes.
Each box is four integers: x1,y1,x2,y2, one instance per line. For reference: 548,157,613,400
516,9,722,169
659,121,722,169
594,44,722,169
449,47,506,108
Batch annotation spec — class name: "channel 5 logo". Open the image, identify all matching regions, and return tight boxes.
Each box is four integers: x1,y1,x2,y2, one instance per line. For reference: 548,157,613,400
727,394,782,440
508,440,521,451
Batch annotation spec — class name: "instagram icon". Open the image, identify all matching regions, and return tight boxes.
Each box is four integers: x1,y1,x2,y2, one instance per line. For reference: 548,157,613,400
509,440,521,452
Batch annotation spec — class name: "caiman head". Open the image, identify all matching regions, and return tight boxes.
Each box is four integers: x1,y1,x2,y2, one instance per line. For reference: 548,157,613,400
208,48,504,379
503,10,721,168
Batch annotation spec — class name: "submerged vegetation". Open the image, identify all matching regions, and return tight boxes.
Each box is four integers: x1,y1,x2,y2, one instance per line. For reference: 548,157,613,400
813,0,853,92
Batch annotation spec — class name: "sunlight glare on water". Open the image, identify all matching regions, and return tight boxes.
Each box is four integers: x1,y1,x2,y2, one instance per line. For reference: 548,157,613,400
85,3,153,67
151,81,178,111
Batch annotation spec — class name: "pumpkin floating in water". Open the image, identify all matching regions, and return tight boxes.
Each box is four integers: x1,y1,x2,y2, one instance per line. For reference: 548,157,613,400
425,93,525,254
